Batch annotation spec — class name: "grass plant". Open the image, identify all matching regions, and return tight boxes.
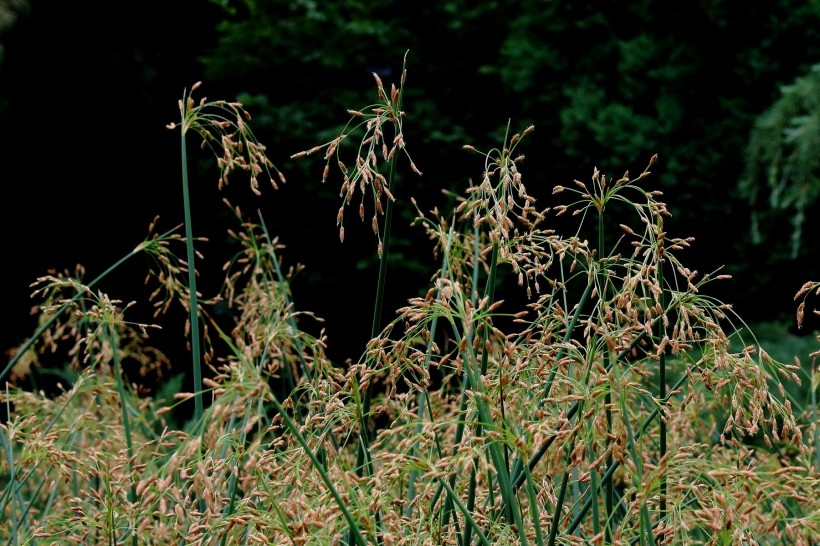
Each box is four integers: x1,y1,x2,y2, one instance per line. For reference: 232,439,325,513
1,61,819,545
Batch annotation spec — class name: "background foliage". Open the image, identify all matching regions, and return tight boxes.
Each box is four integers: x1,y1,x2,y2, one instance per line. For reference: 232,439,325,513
1,0,819,368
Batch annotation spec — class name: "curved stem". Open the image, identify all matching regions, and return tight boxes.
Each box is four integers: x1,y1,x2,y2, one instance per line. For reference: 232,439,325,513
2,247,144,383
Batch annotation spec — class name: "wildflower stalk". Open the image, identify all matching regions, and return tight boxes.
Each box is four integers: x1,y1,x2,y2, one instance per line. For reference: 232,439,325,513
439,478,492,546
404,223,455,519
453,323,528,545
434,224,488,534
460,241,500,545
510,317,660,494
565,372,688,535
356,156,399,479
599,199,615,543
546,445,573,546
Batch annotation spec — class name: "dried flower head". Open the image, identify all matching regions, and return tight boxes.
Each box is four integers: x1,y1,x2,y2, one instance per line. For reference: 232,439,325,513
167,81,285,195
292,51,419,257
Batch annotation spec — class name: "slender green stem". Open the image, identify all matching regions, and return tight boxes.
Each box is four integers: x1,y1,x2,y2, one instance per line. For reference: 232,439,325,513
1,244,148,383
547,445,573,546
180,130,204,425
439,478,492,546
565,373,687,535
405,227,454,519
510,317,662,494
657,236,668,521
598,200,615,545
258,211,311,385
437,224,484,532
269,396,367,546
356,159,398,469
521,449,545,546
350,158,397,546
455,325,528,545
460,242,500,545
109,325,137,546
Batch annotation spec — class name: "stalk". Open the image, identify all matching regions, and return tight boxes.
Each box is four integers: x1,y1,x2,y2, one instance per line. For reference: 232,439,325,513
600,210,615,544
439,478,493,546
521,449,545,546
546,445,573,546
565,373,687,535
405,226,455,519
356,158,398,473
1,238,157,383
460,242,499,546
350,157,398,546
455,324,528,545
268,395,367,546
656,225,668,522
108,325,138,546
179,129,204,425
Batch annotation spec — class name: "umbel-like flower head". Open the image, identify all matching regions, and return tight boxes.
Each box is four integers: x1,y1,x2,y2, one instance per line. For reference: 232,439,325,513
167,81,285,195
292,51,420,257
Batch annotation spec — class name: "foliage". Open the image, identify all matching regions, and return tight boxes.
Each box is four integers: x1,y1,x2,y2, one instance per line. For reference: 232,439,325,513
1,67,819,545
200,0,820,326
740,64,820,258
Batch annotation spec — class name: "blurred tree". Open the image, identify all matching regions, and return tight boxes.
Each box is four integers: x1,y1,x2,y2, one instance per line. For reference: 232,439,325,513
201,0,820,336
0,0,27,111
741,64,820,259
0,0,26,34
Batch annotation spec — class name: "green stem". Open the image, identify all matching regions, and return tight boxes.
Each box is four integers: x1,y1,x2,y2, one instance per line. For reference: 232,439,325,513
598,200,614,545
109,325,137,546
455,325,528,545
657,243,668,521
439,478,493,546
357,159,398,469
461,242,500,546
1,244,148,383
405,227,454,519
351,158,397,546
269,396,367,546
565,373,687,535
546,446,573,546
510,319,661,494
180,130,204,425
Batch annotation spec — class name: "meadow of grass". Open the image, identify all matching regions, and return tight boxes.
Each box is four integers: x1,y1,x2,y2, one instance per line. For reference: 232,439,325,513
1,59,818,545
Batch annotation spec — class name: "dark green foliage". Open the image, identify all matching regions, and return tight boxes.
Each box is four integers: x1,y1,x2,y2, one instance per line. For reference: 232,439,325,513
741,64,820,258
202,0,820,331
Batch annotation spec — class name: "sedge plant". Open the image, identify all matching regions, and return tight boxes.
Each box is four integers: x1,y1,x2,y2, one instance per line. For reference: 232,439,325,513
1,62,819,546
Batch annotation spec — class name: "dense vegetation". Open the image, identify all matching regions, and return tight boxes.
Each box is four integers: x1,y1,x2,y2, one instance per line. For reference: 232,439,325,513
2,55,820,544
0,2,818,543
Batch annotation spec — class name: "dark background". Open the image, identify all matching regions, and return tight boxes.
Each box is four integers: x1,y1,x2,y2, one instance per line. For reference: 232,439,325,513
2,0,819,386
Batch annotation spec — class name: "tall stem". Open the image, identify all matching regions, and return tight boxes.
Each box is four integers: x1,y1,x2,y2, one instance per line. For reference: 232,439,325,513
350,159,398,546
599,205,614,544
357,159,398,473
657,223,668,521
180,130,203,425
109,325,137,546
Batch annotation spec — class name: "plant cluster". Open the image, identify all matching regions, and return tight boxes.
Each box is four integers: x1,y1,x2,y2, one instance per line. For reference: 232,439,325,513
1,62,818,545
